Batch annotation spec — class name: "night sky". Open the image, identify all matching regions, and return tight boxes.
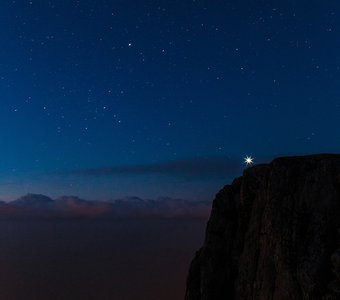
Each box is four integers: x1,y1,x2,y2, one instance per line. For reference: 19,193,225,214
1,0,340,201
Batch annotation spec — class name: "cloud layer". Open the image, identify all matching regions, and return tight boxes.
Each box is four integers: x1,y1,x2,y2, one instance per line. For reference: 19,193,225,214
61,156,243,179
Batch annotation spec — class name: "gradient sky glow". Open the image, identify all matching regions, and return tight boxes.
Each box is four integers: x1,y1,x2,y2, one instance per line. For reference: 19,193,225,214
1,0,340,200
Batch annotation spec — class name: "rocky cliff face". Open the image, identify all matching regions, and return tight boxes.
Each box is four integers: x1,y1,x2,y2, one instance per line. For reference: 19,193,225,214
185,154,340,300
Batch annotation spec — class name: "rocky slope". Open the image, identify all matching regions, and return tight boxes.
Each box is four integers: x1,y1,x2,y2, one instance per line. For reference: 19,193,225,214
185,154,340,300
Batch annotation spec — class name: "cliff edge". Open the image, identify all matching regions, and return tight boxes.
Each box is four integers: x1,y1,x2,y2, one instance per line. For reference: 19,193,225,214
185,154,340,300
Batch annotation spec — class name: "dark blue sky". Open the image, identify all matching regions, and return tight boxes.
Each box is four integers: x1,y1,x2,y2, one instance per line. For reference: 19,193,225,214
0,0,339,200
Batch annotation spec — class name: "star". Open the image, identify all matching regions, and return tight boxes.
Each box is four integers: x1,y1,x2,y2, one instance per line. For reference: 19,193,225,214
244,156,254,166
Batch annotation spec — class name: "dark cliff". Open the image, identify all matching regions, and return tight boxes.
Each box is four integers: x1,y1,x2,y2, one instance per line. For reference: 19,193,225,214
185,154,340,300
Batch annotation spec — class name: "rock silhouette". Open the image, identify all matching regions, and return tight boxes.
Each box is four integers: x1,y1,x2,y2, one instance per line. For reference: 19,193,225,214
185,154,340,300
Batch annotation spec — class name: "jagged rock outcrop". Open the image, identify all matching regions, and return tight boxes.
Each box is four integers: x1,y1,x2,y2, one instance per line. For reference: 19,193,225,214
185,154,340,300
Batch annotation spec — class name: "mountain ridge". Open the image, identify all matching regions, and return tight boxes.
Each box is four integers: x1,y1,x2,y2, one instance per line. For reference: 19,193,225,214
0,194,211,219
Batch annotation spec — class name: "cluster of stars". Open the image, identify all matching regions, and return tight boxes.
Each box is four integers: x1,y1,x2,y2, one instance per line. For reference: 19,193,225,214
0,0,339,196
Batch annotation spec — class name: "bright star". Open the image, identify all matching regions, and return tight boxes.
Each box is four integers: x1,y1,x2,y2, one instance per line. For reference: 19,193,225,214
244,156,254,166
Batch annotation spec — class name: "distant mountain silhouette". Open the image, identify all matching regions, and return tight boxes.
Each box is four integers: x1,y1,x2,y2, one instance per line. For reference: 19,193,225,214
0,194,211,219
12,194,54,207
185,154,340,299
55,195,88,204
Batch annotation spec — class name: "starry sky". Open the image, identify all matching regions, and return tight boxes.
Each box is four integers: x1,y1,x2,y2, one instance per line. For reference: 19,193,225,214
1,0,340,201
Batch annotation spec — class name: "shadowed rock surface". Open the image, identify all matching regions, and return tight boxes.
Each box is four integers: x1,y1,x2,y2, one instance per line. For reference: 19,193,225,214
185,154,340,300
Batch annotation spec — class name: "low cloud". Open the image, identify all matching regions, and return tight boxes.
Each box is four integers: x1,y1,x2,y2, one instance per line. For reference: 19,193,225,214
61,156,243,179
